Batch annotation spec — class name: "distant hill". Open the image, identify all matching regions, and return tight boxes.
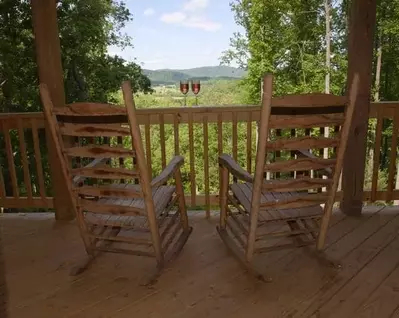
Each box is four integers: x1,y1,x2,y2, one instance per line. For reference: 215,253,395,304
143,66,246,86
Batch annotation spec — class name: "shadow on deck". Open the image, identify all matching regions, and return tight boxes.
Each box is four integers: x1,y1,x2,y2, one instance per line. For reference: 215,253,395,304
2,206,399,318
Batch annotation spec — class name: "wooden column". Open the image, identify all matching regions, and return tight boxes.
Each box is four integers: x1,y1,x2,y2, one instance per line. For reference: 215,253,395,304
31,0,74,220
341,0,377,216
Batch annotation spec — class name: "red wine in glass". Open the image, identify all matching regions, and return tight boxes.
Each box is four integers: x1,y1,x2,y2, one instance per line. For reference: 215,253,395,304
191,79,201,105
180,80,189,106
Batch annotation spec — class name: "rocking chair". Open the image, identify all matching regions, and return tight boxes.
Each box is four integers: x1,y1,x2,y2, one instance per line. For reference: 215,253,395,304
217,73,358,281
40,81,192,281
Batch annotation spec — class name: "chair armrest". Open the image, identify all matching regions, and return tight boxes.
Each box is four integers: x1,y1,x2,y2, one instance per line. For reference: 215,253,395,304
296,149,333,178
151,155,184,188
219,154,253,183
72,157,108,186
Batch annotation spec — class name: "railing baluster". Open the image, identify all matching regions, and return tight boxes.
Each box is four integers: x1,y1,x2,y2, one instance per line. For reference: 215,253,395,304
232,111,238,161
232,112,238,183
174,113,179,155
203,115,210,218
387,113,399,201
217,112,223,156
188,111,196,207
247,112,252,174
17,118,33,201
290,128,296,178
317,127,325,193
275,129,281,179
303,129,311,178
144,117,152,177
2,123,19,198
159,114,166,169
217,112,223,206
371,113,383,202
31,118,46,200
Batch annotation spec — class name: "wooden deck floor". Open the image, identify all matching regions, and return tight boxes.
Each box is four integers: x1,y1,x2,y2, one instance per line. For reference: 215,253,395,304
2,206,399,317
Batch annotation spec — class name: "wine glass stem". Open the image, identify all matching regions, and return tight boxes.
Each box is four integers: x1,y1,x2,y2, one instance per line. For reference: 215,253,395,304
184,96,186,107
195,96,198,106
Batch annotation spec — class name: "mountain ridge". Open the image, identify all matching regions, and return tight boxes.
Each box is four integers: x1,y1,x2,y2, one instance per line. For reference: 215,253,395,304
143,65,246,86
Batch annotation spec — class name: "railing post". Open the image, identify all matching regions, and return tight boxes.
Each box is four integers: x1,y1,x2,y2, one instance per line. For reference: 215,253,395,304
31,0,75,220
340,0,377,216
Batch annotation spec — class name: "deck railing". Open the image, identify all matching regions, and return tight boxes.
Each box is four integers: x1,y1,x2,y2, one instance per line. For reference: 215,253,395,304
0,102,398,214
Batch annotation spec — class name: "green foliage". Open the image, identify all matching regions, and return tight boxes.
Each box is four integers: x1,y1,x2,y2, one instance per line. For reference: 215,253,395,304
0,0,151,210
221,0,348,103
0,0,152,109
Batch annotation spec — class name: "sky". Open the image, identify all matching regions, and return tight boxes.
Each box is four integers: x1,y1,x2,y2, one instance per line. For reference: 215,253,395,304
107,0,241,70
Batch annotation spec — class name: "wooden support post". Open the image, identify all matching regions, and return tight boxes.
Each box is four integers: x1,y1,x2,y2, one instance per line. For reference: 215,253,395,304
31,0,74,220
341,0,377,216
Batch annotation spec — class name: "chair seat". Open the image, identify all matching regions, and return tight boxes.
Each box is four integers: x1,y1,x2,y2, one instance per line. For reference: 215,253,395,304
230,182,323,223
85,184,175,228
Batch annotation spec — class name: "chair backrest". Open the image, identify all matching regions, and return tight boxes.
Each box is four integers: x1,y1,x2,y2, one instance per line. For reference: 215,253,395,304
40,81,155,218
251,74,358,214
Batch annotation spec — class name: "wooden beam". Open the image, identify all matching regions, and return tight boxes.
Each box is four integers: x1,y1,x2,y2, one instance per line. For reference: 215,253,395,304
341,0,377,216
31,0,74,220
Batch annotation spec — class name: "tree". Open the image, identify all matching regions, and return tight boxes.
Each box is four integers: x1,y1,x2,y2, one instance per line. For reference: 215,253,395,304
0,0,152,112
221,0,348,103
0,0,152,210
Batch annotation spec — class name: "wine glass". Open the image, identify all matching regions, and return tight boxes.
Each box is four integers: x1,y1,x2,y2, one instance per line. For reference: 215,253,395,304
191,79,201,106
180,80,189,106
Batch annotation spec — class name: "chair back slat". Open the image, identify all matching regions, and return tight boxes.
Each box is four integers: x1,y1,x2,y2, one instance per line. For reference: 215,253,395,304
39,82,153,218
265,157,336,174
53,102,127,116
266,136,340,152
271,93,347,108
70,166,139,180
261,177,332,193
63,144,136,159
251,73,357,215
59,123,131,137
75,184,142,199
269,113,345,129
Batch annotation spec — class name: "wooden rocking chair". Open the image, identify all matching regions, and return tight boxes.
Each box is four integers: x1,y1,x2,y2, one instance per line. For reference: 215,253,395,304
217,74,358,281
40,81,192,282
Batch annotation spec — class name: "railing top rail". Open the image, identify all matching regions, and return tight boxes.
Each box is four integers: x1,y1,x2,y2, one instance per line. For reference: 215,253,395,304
1,101,399,121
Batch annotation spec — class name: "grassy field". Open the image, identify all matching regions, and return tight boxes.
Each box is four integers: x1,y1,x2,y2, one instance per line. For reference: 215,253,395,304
113,79,247,108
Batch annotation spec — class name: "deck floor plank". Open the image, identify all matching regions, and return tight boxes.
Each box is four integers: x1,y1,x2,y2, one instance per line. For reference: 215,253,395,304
354,261,399,318
294,206,399,317
1,207,399,318
226,206,384,317
321,235,399,318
